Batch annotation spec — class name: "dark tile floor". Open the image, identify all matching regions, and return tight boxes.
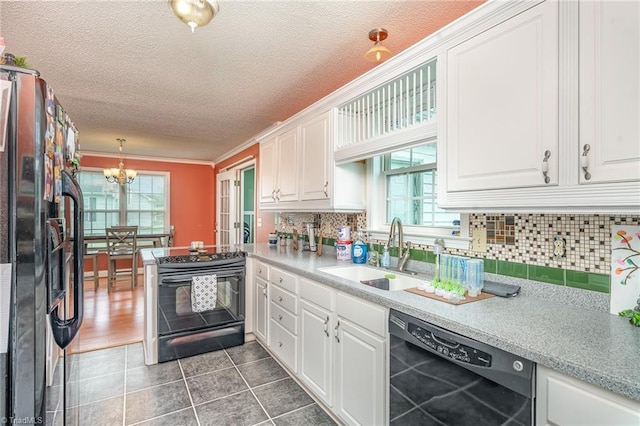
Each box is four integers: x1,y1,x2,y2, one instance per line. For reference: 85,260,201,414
47,341,337,426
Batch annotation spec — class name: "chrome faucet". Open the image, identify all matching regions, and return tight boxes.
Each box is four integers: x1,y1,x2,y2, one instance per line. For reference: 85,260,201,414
387,217,411,272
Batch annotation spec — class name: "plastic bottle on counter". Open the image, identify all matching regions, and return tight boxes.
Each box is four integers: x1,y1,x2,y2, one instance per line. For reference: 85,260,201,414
381,244,390,268
352,233,367,264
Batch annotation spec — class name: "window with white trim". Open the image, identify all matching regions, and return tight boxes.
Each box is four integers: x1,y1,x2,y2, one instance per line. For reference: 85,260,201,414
368,141,463,245
384,143,458,227
77,169,169,236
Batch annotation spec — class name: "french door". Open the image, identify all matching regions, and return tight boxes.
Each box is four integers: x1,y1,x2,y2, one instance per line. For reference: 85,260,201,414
216,169,239,247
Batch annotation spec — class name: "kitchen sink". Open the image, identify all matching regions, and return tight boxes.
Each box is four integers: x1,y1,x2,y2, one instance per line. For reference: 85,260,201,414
318,265,426,291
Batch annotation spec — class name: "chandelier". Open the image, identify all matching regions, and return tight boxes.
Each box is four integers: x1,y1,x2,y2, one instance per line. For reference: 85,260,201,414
103,138,137,185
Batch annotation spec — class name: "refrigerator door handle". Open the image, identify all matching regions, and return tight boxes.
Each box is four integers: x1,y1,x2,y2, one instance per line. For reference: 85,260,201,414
49,170,85,349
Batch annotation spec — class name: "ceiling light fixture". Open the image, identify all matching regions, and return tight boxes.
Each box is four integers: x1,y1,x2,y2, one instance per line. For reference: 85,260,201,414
364,28,392,62
103,138,137,185
169,0,220,33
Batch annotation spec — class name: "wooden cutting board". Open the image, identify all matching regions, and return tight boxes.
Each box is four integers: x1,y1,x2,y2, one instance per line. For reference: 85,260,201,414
405,287,495,305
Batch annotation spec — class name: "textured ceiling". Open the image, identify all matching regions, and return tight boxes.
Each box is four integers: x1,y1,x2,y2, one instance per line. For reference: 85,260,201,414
0,0,483,162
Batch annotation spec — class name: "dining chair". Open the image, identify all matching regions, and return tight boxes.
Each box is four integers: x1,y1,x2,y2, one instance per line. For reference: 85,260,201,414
83,242,100,291
105,226,138,292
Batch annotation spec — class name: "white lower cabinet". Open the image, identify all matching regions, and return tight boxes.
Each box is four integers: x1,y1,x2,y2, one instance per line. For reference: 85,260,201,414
334,316,386,426
536,365,640,426
254,276,269,343
254,261,270,344
298,278,388,426
299,298,334,406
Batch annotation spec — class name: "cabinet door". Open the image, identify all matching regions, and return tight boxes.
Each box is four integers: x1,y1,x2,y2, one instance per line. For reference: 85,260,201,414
299,299,333,406
254,277,268,343
259,137,277,204
334,318,385,426
300,112,331,201
579,0,640,184
536,365,640,426
445,0,559,191
276,126,299,202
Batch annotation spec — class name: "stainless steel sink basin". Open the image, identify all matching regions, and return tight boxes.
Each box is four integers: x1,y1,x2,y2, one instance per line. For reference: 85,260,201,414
318,265,426,291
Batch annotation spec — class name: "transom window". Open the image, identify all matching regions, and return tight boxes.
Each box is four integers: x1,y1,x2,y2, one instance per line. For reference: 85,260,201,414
78,169,169,235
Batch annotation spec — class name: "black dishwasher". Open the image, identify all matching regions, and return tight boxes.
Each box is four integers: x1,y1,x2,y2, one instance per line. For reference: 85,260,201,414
389,310,535,425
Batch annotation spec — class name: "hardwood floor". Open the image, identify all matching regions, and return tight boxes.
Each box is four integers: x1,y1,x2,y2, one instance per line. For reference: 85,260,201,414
69,274,144,354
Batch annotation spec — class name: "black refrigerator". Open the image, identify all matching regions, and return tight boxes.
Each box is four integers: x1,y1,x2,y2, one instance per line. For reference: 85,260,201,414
1,63,84,424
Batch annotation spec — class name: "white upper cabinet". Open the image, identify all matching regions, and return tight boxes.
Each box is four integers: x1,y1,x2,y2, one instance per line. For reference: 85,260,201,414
438,0,640,212
445,0,558,192
300,112,331,202
258,111,365,212
276,127,299,202
258,125,299,205
258,136,277,204
579,0,640,185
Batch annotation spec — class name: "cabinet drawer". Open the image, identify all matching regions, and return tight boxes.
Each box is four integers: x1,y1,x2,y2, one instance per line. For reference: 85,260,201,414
271,267,297,293
270,284,298,314
336,291,387,337
270,320,298,373
270,301,297,335
300,278,334,310
255,261,269,281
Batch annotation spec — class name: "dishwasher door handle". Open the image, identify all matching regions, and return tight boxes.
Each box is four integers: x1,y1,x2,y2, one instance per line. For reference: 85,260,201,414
431,332,460,350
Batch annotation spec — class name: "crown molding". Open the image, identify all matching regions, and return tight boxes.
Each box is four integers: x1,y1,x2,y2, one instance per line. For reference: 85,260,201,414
81,150,215,167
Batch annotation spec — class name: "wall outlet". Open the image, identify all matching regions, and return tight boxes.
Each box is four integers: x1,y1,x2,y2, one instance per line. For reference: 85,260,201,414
257,217,262,227
472,228,487,252
553,236,566,257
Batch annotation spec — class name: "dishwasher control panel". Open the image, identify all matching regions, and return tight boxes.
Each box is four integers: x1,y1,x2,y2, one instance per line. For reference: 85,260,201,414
408,323,492,367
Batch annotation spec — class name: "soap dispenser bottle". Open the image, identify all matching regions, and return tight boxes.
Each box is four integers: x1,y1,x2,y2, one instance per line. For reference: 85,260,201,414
381,244,390,268
352,229,368,264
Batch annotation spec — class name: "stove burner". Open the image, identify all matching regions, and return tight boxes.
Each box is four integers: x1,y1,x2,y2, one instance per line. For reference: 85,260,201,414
157,251,244,264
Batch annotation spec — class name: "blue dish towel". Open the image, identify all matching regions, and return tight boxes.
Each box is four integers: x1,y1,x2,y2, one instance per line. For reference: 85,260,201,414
191,274,217,313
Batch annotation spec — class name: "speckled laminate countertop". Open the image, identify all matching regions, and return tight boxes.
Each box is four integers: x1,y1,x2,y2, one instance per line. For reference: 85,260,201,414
140,244,640,402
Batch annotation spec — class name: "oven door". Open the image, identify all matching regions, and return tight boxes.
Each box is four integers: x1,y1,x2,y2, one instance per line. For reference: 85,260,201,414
157,265,245,361
158,265,245,336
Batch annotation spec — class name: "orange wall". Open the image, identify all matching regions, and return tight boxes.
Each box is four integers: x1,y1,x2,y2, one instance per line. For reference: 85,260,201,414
213,143,274,244
81,154,215,247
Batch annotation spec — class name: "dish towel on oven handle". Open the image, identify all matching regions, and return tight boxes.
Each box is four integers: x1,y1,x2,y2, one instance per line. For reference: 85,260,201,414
191,274,217,313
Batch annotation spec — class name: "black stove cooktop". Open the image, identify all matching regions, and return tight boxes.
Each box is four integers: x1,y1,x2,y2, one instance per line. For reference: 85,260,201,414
156,250,245,265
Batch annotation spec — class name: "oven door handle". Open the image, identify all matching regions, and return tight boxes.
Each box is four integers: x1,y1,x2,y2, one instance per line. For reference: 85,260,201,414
159,269,245,286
